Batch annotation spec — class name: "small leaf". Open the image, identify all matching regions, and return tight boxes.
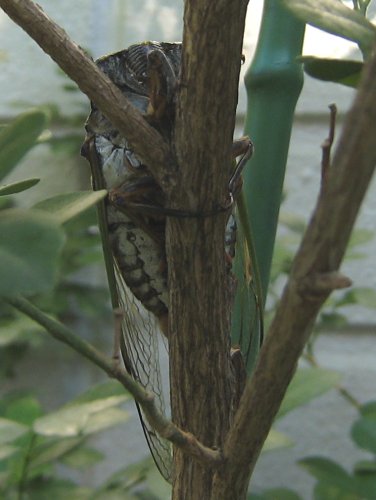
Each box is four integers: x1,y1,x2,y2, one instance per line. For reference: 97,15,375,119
354,460,376,475
33,397,128,437
0,178,40,196
0,444,19,460
61,446,104,469
335,288,376,310
278,368,340,418
0,418,28,444
67,381,128,406
34,190,107,224
3,395,43,425
351,417,376,454
313,481,359,500
25,476,91,499
301,57,362,88
0,317,44,347
317,311,348,329
29,437,84,470
348,228,375,248
299,456,356,491
0,209,65,296
82,407,129,435
0,109,49,181
360,401,376,418
263,429,293,452
98,458,151,493
281,0,376,53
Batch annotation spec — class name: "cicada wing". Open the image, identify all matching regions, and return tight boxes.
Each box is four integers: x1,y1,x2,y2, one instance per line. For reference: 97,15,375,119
113,260,172,482
231,208,264,375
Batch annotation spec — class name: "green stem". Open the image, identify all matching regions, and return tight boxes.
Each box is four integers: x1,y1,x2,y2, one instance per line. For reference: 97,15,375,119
17,433,37,500
242,0,305,303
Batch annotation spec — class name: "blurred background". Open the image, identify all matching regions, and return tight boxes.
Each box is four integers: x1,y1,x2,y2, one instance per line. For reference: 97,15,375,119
0,1,375,498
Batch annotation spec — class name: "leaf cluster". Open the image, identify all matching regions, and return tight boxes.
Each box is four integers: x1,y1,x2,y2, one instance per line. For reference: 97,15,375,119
0,381,170,499
283,0,376,86
250,399,376,500
0,108,113,374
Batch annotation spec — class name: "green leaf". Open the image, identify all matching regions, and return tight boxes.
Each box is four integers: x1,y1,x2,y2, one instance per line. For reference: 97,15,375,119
33,397,128,437
3,394,43,425
335,288,376,310
0,317,44,347
263,429,293,452
0,109,49,181
277,368,341,418
0,443,19,460
0,209,65,296
313,481,359,500
281,0,376,53
34,190,107,224
299,457,359,494
29,437,84,470
360,401,376,418
351,416,376,453
25,476,92,500
354,460,376,474
348,228,374,248
0,178,40,196
67,381,129,406
260,489,302,500
0,418,28,444
60,446,104,469
301,57,363,88
98,458,151,493
316,311,348,329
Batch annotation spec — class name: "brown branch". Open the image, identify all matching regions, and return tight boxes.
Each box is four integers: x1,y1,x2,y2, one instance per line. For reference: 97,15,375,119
212,41,376,498
167,0,249,497
4,295,221,467
0,0,173,189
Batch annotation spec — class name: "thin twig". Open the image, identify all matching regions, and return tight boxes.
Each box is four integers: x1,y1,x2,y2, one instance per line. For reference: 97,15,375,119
321,104,337,190
0,0,174,190
3,295,222,467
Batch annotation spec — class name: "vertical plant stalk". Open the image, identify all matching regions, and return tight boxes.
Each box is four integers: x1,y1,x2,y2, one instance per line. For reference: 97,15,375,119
242,0,305,301
169,0,249,497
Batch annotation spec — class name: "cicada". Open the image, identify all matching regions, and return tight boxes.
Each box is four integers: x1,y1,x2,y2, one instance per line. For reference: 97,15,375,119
81,41,261,482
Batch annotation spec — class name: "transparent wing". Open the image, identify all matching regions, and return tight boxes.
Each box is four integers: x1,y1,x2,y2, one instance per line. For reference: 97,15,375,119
114,260,172,482
231,205,264,375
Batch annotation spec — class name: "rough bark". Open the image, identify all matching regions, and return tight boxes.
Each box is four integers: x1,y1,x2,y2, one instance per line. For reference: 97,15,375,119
168,1,249,498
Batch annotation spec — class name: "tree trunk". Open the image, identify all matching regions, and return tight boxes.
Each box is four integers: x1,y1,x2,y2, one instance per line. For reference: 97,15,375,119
167,1,249,497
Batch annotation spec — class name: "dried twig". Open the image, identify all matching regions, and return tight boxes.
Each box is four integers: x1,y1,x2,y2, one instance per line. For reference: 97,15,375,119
321,103,337,189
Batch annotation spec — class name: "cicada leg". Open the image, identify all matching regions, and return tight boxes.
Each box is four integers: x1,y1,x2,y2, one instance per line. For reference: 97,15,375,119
146,47,177,123
229,136,254,197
